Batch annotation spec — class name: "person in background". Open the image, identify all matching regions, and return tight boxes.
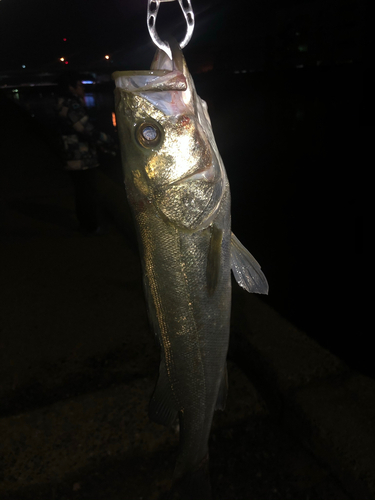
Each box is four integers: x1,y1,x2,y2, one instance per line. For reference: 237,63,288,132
56,71,112,234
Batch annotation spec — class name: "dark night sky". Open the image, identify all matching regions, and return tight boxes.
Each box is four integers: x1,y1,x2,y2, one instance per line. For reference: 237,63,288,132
0,0,149,69
0,0,365,73
0,0,228,70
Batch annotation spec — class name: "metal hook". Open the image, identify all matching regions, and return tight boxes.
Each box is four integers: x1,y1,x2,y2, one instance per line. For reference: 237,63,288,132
147,0,195,60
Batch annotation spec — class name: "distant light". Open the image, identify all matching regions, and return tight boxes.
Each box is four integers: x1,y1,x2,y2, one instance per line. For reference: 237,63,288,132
234,70,240,74
241,69,247,73
81,80,94,85
12,89,19,93
84,94,95,107
298,44,308,52
60,57,65,62
112,112,117,128
22,65,26,69
296,64,304,69
64,61,69,65
63,38,67,41
105,55,110,60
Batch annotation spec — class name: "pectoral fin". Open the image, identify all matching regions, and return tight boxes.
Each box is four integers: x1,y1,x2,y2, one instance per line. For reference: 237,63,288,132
231,232,269,294
206,224,223,296
149,360,178,426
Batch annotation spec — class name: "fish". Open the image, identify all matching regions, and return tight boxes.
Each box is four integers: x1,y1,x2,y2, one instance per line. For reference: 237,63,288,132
113,38,268,499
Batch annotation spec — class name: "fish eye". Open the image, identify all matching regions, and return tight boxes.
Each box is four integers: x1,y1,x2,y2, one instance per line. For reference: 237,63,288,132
142,126,157,141
136,122,162,148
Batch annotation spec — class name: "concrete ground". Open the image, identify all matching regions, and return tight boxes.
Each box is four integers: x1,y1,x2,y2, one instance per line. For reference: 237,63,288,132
1,93,374,500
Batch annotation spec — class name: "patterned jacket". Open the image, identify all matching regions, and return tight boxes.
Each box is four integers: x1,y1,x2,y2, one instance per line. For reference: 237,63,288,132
56,94,110,170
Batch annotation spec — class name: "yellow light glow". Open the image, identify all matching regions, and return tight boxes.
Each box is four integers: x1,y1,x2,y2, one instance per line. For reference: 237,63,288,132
105,55,110,60
60,57,65,62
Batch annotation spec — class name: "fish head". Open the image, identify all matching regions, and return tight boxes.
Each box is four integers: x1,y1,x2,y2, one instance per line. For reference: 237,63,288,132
113,41,227,231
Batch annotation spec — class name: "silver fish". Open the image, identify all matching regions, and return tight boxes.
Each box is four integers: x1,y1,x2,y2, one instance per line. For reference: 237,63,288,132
113,39,268,497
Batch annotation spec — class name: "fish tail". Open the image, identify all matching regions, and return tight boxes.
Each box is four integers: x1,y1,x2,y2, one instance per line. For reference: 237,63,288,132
174,408,210,478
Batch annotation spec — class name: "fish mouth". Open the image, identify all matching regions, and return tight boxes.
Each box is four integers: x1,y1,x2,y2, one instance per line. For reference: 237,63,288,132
113,38,188,93
112,69,187,93
113,38,193,117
